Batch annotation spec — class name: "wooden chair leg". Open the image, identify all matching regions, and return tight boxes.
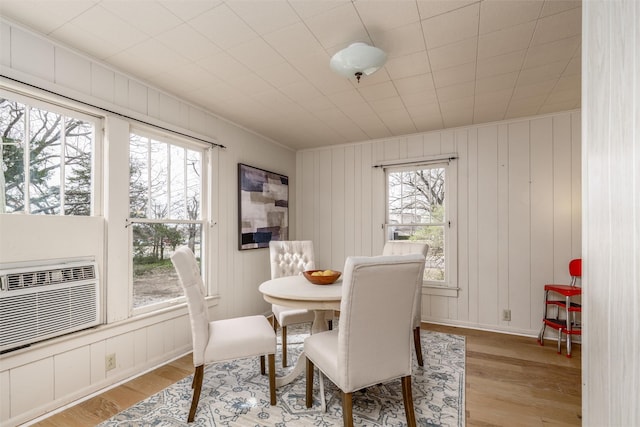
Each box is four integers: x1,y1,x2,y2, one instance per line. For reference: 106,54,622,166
401,375,417,427
282,325,288,367
268,353,276,405
413,326,424,367
260,355,266,375
342,391,354,427
188,365,204,423
305,357,314,408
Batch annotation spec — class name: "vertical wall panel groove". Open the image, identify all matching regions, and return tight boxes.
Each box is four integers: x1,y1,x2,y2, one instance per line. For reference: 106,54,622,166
344,146,355,260
497,124,510,326
331,150,345,269
467,129,479,323
456,130,470,322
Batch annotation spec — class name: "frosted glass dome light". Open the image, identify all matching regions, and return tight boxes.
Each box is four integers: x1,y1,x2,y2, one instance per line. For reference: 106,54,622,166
329,42,387,83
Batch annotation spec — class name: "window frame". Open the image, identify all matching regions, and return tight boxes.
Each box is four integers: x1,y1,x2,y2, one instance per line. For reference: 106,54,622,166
1,87,103,216
384,158,458,296
127,126,210,316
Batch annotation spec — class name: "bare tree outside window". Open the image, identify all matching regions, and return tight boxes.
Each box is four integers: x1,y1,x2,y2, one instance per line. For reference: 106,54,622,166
1,96,94,215
387,167,447,282
129,132,204,309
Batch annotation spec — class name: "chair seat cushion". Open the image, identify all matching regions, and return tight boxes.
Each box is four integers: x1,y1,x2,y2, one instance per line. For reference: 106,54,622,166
204,315,275,363
273,304,315,326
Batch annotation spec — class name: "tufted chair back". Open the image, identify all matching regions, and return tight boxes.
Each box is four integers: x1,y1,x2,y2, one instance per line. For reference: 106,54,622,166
269,240,316,279
170,246,209,367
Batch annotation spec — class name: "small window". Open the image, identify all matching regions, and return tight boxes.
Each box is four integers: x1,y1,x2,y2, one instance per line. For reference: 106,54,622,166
129,130,206,311
385,161,457,287
1,90,99,215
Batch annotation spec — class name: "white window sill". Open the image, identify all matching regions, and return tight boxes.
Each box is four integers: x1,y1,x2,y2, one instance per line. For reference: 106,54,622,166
422,284,459,298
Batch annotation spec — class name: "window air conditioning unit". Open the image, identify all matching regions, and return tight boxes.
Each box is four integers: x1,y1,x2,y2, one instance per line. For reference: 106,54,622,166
0,259,101,353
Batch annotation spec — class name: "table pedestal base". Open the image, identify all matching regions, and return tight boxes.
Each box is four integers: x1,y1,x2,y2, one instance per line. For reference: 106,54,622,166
276,310,332,411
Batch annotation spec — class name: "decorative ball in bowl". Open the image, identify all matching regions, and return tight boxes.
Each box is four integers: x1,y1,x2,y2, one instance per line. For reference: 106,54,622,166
303,269,341,285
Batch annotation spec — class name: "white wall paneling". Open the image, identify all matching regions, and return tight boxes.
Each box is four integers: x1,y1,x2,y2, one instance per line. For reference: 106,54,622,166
54,347,91,399
466,128,480,324
496,124,510,327
506,121,532,331
477,125,499,326
0,20,294,426
582,1,640,424
296,111,582,336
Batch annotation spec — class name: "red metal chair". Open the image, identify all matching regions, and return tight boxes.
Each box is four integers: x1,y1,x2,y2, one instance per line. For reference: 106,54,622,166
537,258,582,357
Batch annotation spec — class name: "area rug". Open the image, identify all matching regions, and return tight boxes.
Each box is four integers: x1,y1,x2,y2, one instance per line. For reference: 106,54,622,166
99,326,465,426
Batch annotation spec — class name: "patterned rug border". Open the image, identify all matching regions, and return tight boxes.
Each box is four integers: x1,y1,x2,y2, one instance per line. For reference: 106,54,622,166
100,328,465,426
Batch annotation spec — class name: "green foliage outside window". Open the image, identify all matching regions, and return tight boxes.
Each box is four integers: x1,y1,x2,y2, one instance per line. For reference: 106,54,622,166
1,96,94,215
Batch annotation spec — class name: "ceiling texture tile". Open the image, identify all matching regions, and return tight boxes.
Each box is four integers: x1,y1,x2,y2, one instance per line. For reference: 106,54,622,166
0,0,582,149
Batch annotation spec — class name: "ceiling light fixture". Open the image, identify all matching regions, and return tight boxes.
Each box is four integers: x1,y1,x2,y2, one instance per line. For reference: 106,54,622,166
329,42,387,83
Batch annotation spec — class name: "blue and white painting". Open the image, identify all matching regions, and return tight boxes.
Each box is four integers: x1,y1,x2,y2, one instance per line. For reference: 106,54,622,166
238,163,288,250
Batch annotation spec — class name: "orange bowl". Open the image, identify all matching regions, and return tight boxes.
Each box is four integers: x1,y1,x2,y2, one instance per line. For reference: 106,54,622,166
303,270,341,285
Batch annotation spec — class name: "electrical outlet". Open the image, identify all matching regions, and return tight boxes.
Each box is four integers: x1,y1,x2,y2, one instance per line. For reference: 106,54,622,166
105,353,116,371
502,309,511,322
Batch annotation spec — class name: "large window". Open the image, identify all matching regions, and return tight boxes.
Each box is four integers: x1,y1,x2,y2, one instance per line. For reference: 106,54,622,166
129,130,206,311
1,90,99,215
385,161,457,288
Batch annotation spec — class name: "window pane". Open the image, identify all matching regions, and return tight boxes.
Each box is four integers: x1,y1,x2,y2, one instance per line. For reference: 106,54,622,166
129,134,149,218
387,165,448,284
1,94,96,216
388,168,445,225
149,139,168,219
388,224,445,282
64,117,93,216
169,145,185,219
1,98,25,213
29,106,61,215
186,149,201,220
132,222,202,309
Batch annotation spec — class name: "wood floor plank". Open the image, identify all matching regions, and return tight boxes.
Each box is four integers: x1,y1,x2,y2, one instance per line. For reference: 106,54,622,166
425,324,581,426
32,325,582,426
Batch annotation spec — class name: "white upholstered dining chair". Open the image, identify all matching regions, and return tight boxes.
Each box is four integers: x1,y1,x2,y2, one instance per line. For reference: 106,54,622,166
269,240,316,367
171,246,276,423
304,254,426,427
382,241,429,366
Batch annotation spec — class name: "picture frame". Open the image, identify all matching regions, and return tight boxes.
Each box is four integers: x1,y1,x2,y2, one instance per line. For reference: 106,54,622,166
238,163,289,250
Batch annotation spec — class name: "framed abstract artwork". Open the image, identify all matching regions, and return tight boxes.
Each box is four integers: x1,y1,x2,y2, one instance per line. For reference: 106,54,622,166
238,163,289,250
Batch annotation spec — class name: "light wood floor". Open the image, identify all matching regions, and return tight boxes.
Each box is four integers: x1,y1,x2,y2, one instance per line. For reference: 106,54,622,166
32,324,581,426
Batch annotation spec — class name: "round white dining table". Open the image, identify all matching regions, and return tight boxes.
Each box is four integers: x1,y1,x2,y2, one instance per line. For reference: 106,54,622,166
259,274,342,394
259,274,341,333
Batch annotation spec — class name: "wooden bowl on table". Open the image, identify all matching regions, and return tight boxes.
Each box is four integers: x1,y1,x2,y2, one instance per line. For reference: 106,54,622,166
303,270,341,285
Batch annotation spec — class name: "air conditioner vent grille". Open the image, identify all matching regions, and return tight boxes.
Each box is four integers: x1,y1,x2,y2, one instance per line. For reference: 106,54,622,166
0,283,98,350
4,265,96,291
0,260,100,352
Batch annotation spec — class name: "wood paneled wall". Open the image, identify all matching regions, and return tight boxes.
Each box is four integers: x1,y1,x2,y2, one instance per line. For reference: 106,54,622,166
583,1,640,425
0,20,292,426
296,111,581,336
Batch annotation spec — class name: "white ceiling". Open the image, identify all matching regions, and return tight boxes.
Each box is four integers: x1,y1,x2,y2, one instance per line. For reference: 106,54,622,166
0,0,581,150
